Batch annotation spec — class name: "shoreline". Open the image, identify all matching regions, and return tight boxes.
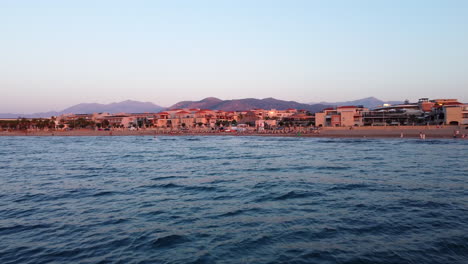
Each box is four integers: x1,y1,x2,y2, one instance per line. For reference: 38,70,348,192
1,126,466,139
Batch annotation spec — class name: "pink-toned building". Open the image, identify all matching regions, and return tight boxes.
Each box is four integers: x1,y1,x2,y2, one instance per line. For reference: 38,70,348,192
315,106,368,127
194,110,216,127
240,110,263,125
283,113,315,126
265,109,297,119
153,108,229,128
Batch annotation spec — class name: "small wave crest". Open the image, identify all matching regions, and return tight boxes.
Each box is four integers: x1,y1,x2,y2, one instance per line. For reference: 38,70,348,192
254,190,324,202
328,183,370,191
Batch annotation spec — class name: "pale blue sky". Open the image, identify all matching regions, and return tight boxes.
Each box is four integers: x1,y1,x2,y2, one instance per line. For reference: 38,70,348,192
1,0,467,113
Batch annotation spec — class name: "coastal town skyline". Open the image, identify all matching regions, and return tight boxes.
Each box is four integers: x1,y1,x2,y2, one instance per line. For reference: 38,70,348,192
2,1,468,113
2,97,466,129
1,95,466,116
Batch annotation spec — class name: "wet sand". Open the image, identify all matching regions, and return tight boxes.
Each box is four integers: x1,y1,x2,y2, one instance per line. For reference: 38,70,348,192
1,126,466,139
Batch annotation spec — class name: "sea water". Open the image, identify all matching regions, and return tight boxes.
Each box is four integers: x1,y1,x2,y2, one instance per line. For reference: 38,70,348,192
0,136,467,264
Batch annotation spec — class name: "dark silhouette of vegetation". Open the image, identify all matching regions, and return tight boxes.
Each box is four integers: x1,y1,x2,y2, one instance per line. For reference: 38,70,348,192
101,119,110,128
0,118,56,131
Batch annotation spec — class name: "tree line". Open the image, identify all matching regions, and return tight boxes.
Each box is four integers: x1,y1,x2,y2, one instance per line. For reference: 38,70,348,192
0,118,56,130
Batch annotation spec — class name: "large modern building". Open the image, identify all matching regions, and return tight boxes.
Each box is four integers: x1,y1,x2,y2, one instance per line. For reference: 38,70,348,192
430,101,468,125
315,106,368,127
314,98,467,127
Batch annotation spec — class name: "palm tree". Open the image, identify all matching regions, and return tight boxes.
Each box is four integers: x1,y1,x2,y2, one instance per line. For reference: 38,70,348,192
18,118,30,130
102,119,110,128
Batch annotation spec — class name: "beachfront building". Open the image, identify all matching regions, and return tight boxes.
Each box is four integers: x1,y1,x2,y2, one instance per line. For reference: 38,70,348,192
152,109,240,129
100,115,132,128
59,113,92,125
359,98,466,126
236,108,314,130
429,101,468,125
283,113,315,126
239,110,263,126
362,110,423,126
239,109,294,130
154,112,170,127
367,98,467,126
463,105,468,125
442,105,466,125
174,110,193,128
315,106,368,127
265,109,297,119
216,111,238,122
149,108,305,130
58,113,104,129
361,101,422,126
194,109,217,128
130,113,156,128
153,109,182,128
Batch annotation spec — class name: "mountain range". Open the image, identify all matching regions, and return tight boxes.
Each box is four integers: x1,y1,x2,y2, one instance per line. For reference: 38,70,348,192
169,97,331,112
0,97,400,118
311,97,403,109
0,100,164,118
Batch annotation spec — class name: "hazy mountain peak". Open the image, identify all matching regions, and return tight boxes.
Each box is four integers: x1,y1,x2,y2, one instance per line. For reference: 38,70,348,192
0,100,165,117
169,97,332,112
311,97,403,108
200,97,222,102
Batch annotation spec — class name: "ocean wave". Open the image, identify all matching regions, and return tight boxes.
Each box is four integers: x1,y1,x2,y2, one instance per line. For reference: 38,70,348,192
328,183,370,191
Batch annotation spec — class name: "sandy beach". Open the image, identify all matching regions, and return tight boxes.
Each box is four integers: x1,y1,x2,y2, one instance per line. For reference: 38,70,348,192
1,126,466,139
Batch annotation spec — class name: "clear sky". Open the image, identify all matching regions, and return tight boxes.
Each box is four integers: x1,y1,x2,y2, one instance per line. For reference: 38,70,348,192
1,0,467,113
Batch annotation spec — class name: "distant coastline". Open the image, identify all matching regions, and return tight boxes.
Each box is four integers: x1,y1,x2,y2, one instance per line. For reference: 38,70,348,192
1,126,466,139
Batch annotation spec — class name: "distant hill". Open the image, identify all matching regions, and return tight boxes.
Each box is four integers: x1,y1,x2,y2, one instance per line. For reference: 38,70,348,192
170,97,224,110
169,97,332,113
1,97,405,118
0,100,164,118
61,100,164,114
0,111,60,119
311,97,403,109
